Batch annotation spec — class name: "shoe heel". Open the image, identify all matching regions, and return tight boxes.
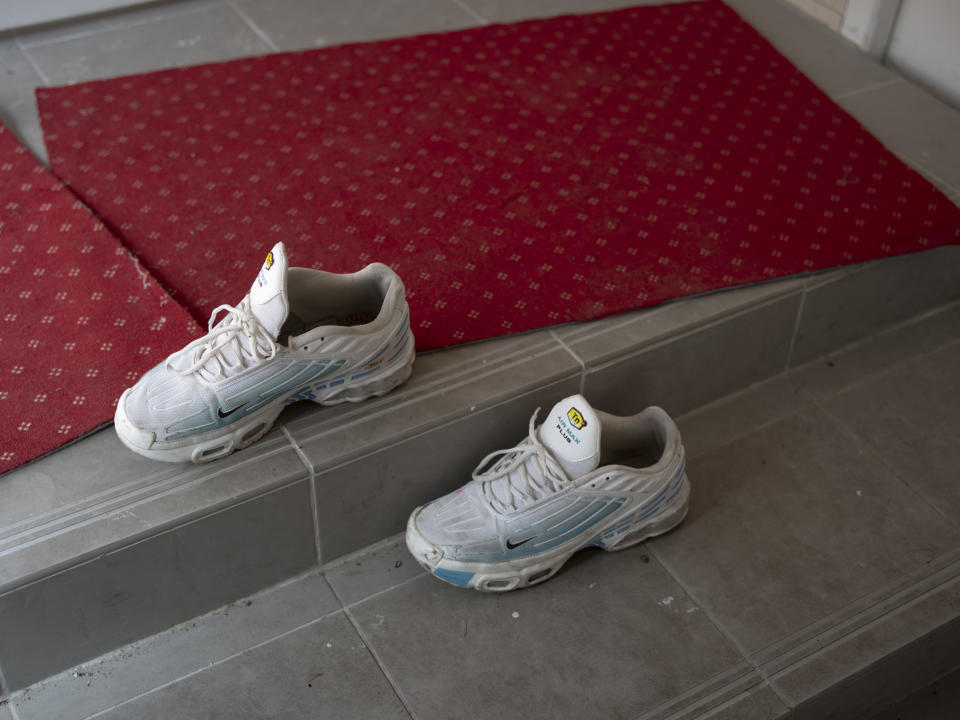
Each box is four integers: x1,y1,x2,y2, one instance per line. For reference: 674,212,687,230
600,475,690,552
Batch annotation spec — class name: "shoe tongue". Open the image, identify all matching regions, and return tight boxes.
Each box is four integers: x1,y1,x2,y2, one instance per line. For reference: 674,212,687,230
537,394,601,479
249,242,291,339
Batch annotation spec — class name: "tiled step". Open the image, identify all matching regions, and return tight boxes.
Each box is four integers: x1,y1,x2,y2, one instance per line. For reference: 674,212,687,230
1,245,959,695
4,297,960,718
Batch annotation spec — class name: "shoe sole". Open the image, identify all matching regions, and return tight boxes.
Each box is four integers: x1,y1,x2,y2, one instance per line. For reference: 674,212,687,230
115,343,415,464
407,473,690,592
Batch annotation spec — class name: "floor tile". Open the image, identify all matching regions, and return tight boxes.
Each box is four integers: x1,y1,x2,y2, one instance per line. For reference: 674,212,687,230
324,535,425,607
650,406,960,655
581,292,800,418
791,300,960,400
836,79,960,192
0,431,305,591
0,480,317,691
232,0,480,51
21,5,271,86
555,279,802,369
0,425,179,532
725,0,894,98
770,568,960,720
0,39,47,161
91,612,408,720
821,341,960,522
790,247,960,367
350,551,746,720
14,571,340,720
676,374,810,460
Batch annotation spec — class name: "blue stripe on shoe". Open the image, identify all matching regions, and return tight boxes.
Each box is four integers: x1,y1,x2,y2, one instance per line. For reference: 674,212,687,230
434,567,475,587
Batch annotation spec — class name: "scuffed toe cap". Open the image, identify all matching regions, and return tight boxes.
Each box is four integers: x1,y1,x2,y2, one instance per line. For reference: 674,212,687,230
405,507,443,567
121,361,209,437
114,387,156,450
412,483,497,548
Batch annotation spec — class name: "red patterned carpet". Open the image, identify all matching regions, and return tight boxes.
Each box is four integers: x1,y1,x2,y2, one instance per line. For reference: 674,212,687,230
36,1,960,351
0,125,201,474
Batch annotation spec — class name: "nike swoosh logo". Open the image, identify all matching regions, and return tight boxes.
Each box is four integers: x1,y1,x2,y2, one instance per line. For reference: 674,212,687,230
217,403,247,419
505,536,535,550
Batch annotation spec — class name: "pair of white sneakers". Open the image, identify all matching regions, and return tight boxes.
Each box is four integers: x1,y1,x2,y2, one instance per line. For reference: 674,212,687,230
116,243,690,592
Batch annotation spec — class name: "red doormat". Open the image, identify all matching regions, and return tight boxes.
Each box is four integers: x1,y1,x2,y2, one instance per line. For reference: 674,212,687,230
0,125,200,475
36,1,960,351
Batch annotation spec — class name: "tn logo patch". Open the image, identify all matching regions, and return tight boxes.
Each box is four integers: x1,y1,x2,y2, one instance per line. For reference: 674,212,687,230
567,407,587,429
264,251,274,270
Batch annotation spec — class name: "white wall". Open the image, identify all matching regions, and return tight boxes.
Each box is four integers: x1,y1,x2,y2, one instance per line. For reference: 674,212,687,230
885,0,960,109
841,0,901,59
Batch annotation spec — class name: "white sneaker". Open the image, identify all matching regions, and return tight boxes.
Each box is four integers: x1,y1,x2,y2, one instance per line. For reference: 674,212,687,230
115,242,415,463
406,394,689,591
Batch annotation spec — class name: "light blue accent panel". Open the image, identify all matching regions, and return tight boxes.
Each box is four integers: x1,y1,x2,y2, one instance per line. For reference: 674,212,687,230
164,409,220,438
167,361,344,440
387,334,410,364
434,567,475,587
526,498,625,555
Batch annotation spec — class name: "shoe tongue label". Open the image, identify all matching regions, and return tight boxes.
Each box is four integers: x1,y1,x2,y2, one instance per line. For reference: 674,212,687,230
249,242,290,338
539,395,600,478
251,244,285,302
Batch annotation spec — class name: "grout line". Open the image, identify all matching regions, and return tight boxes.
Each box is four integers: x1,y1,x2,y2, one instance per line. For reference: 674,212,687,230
783,287,807,371
450,0,489,26
0,439,296,555
587,289,802,375
831,76,902,101
644,542,795,708
340,570,425,612
557,303,675,347
343,604,418,720
282,427,322,564
79,606,348,720
323,574,422,720
224,0,279,52
320,531,406,572
549,330,587,395
78,572,426,720
787,305,960,403
0,661,19,720
808,397,959,530
15,0,223,49
13,37,51,87
757,549,960,680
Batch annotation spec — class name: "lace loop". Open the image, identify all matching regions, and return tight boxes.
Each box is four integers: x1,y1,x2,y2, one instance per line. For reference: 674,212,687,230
166,296,278,380
473,408,570,514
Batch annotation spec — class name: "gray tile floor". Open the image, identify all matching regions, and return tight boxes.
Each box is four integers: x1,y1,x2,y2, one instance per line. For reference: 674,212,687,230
8,299,960,719
2,0,960,717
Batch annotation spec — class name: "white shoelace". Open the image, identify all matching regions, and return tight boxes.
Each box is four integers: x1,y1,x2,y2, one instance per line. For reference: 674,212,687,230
167,296,278,381
473,409,570,514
